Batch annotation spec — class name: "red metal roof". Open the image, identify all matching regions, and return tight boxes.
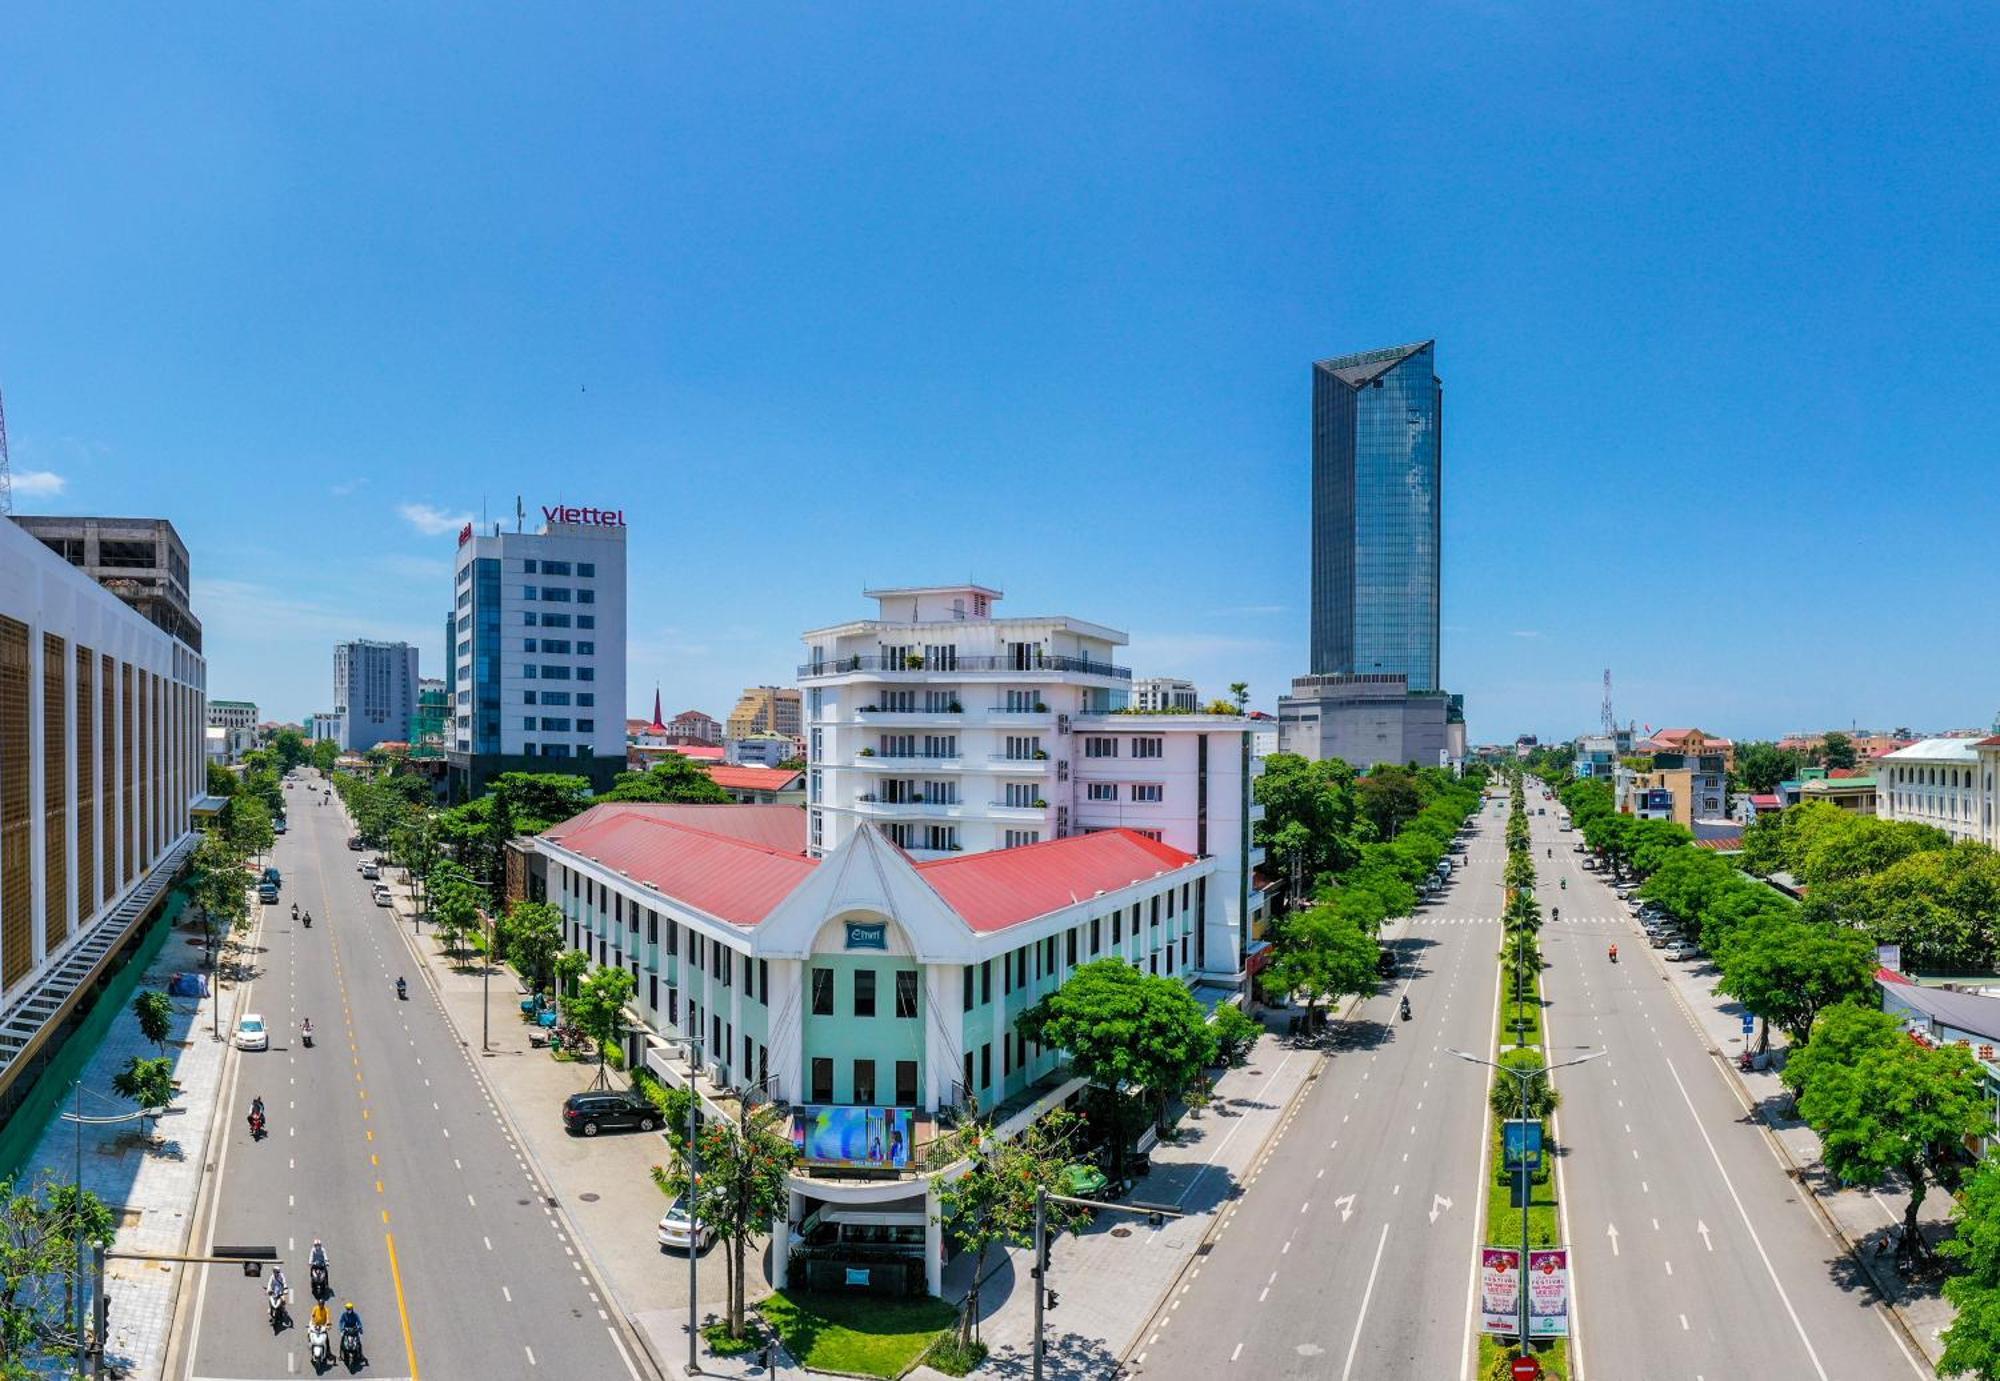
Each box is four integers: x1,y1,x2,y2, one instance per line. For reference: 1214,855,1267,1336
1877,965,1914,986
1750,794,1781,807
658,744,727,761
914,830,1197,932
539,808,816,926
704,765,802,793
548,803,806,854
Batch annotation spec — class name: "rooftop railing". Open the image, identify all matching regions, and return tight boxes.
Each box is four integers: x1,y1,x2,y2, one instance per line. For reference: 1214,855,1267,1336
800,654,1130,680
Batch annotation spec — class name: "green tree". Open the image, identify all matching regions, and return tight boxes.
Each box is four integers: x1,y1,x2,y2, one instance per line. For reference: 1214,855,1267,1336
1733,741,1805,795
934,1111,1091,1350
1257,904,1380,1028
1208,1004,1264,1066
1020,960,1215,1153
1713,916,1878,1048
1356,766,1425,841
599,756,732,804
111,1055,179,1138
500,900,565,993
1490,1048,1561,1123
1228,681,1250,712
1780,1001,1900,1098
270,727,309,772
1254,754,1362,908
310,738,339,773
228,794,275,863
189,830,249,944
0,1175,116,1367
205,761,237,797
428,868,483,962
560,964,636,1089
132,989,174,1055
1793,1006,1987,1256
1819,731,1858,770
1940,1159,2000,1378
1822,844,2000,974
658,1102,800,1340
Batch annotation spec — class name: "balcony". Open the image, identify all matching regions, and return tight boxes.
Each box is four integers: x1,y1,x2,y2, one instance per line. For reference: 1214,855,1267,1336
800,654,1130,681
846,753,966,772
1249,801,1267,824
983,706,1054,726
848,796,971,818
853,706,965,726
988,799,1048,818
987,754,1051,772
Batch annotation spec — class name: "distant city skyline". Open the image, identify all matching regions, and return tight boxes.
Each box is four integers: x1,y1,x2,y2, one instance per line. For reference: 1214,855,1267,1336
4,8,1993,745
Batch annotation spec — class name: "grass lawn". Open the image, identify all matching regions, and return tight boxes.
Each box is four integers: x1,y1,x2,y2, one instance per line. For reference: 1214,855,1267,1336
761,1289,958,1378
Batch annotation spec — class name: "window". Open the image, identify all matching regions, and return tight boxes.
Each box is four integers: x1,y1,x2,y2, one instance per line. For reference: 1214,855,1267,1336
540,638,571,653
854,969,877,1018
895,970,919,1018
542,586,572,603
523,664,537,679
1091,918,1101,954
523,716,538,730
523,638,538,653
923,734,958,758
981,960,992,1004
1004,781,1038,808
523,690,537,705
543,612,571,627
1132,737,1164,758
1086,782,1118,801
577,615,593,629
578,719,594,732
759,959,769,1002
1005,735,1041,760
522,586,538,600
811,1058,834,1103
578,693,594,706
541,716,571,731
980,1043,992,1089
578,641,595,655
540,690,569,705
523,610,538,626
578,589,595,604
1132,783,1164,803
896,1060,918,1106
1084,736,1118,758
1004,829,1041,848
541,664,570,680
522,559,538,574
541,560,571,576
578,562,595,577
853,1060,876,1106
811,968,833,1015
1113,910,1123,944
1066,930,1077,965
578,667,595,682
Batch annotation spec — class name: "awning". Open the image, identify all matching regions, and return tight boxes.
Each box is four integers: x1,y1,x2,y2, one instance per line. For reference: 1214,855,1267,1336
1244,939,1274,977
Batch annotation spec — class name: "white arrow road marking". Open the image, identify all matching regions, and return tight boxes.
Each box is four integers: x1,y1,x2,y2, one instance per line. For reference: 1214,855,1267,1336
1430,1194,1453,1224
1698,1220,1714,1251
1335,1194,1357,1223
1606,1222,1621,1256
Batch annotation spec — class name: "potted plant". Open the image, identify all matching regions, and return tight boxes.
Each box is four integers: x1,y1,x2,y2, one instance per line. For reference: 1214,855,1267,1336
948,700,963,713
1032,749,1049,760
1031,797,1049,809
905,653,926,670
1034,701,1048,713
858,747,876,757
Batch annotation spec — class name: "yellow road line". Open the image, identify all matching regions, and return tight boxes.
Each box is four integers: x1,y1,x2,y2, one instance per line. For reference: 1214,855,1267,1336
385,1229,420,1381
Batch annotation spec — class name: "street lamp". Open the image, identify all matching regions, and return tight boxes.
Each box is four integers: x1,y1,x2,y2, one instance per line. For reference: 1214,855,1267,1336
1030,1189,1184,1381
1447,1045,1604,1363
655,1033,707,1377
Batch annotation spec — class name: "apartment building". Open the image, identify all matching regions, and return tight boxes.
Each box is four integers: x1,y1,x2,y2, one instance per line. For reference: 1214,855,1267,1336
449,512,629,795
727,686,802,741
799,585,1265,981
0,516,207,1122
1878,738,1985,842
333,639,419,753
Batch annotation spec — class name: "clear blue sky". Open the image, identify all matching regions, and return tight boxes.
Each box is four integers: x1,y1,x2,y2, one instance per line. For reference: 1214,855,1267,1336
4,6,1993,743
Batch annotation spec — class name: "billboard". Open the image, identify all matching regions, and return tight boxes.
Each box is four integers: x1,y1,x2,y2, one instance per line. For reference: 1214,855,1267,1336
1479,1246,1520,1335
1480,1245,1571,1338
1528,1248,1570,1338
791,1106,914,1170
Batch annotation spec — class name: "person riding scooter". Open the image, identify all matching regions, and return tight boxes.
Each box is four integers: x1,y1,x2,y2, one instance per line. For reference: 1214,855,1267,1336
395,976,408,1000
291,902,299,921
302,909,312,928
1609,944,1618,963
248,1095,266,1138
307,1299,332,1367
1399,994,1412,1021
301,1017,314,1049
339,1302,364,1364
309,1238,329,1296
267,1264,290,1327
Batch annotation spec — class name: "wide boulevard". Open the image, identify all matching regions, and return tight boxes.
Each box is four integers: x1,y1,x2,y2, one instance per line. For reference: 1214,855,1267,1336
178,771,645,1381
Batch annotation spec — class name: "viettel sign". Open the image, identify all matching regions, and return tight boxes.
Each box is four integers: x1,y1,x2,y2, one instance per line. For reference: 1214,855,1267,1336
543,505,626,527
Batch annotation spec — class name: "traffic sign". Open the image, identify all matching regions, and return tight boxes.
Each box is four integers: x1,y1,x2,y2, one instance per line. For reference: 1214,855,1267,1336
1741,1013,1756,1033
1512,1356,1542,1381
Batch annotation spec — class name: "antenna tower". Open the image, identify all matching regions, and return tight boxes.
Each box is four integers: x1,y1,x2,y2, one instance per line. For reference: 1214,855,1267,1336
0,384,12,516
1601,669,1615,736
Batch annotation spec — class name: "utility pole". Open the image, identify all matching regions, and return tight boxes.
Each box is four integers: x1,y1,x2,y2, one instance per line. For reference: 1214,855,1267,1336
1031,1188,1185,1381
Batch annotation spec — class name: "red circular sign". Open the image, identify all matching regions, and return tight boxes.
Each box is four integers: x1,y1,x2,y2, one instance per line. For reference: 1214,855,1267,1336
1511,1359,1542,1381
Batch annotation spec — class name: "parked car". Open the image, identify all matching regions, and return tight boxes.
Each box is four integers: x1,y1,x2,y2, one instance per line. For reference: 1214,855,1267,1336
274,818,287,835
361,863,381,880
1649,929,1672,947
372,886,393,907
346,836,365,851
563,1092,661,1137
1664,942,1698,961
658,1194,712,1252
235,1013,269,1051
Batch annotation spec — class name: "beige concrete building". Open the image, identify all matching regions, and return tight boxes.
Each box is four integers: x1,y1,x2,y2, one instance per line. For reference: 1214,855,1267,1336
727,685,802,740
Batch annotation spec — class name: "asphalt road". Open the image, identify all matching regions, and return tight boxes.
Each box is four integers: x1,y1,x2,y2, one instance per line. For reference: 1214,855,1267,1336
181,771,646,1381
1135,794,1508,1379
1530,786,1929,1380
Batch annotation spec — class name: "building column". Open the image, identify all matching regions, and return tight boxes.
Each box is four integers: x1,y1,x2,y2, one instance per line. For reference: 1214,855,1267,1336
925,1181,944,1297
924,963,966,1112
26,630,45,969
768,958,803,1105
773,1187,803,1290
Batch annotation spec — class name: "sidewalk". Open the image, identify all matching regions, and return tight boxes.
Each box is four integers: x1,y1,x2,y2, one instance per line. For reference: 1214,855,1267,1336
15,898,250,1379
1648,936,1955,1363
374,869,729,1380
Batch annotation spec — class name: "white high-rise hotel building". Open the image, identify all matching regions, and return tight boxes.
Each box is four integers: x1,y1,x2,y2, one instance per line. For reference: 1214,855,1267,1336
800,585,1267,980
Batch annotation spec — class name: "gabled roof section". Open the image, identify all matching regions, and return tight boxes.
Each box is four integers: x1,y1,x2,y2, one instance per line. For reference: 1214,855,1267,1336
914,830,1198,933
545,803,806,854
704,765,802,792
1314,340,1433,388
537,807,816,926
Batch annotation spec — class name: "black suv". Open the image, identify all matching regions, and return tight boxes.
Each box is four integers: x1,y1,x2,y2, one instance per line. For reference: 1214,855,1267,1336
562,1092,661,1137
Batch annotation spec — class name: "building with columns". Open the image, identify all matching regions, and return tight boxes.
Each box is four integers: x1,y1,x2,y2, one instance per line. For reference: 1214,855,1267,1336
536,800,1214,1296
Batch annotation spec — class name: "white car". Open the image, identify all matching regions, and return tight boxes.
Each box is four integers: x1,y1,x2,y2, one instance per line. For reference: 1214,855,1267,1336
372,886,393,907
235,1014,269,1051
658,1194,711,1253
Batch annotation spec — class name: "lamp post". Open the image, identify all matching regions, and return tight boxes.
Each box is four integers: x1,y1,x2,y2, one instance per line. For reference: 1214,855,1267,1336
1030,1189,1184,1381
656,1033,706,1376
1448,1046,1604,1360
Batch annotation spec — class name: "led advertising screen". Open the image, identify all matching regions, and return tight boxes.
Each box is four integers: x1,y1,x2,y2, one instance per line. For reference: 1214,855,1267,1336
791,1106,914,1169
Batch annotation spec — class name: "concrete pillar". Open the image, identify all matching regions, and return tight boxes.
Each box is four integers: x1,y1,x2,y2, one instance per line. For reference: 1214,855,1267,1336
925,1182,944,1298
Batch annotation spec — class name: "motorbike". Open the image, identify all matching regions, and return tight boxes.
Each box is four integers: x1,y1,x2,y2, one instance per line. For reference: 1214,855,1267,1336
340,1326,364,1367
302,911,312,928
395,978,408,1001
1608,946,1618,963
308,1323,331,1369
267,1288,289,1331
302,1027,314,1049
248,1110,266,1139
310,1261,329,1298
1398,997,1412,1022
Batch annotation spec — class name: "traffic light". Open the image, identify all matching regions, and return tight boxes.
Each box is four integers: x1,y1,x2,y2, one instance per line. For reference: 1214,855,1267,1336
1044,1289,1059,1311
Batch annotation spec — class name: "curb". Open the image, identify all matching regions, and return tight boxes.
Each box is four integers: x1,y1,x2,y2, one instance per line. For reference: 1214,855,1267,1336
381,888,669,1381
1647,935,1940,1369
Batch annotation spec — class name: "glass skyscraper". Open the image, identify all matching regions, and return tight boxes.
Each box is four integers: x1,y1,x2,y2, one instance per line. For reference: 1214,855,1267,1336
1308,340,1442,692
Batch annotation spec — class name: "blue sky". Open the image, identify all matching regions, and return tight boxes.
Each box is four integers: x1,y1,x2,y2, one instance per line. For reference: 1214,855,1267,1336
3,5,1993,743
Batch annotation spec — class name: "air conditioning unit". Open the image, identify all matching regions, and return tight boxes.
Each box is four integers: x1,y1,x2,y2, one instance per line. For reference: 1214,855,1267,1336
1056,805,1071,839
1056,760,1069,783
1057,714,1071,735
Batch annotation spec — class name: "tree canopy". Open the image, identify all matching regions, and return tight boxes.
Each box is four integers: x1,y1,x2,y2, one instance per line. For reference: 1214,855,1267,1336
1020,959,1214,1134
599,755,732,804
1713,916,1878,1046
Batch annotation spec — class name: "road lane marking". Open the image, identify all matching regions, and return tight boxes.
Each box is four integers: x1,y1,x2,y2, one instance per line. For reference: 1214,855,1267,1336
1339,1222,1391,1381
1231,1342,1244,1362
385,1230,421,1380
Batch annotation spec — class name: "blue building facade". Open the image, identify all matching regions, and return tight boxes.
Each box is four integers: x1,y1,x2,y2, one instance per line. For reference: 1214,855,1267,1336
1309,341,1443,692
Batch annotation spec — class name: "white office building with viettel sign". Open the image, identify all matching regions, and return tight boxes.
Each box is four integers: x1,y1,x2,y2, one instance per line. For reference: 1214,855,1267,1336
447,509,628,797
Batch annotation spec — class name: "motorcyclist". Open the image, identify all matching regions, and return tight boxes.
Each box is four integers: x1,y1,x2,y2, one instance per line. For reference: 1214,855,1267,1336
1552,907,1560,924
267,1265,290,1320
1609,944,1618,962
291,902,299,920
303,909,312,928
1399,995,1412,1020
301,1017,313,1042
310,1238,328,1275
339,1301,364,1356
396,975,408,1000
309,1298,331,1332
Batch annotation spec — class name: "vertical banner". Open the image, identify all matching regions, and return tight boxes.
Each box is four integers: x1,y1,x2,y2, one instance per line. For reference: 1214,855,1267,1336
1528,1248,1571,1338
1479,1246,1521,1335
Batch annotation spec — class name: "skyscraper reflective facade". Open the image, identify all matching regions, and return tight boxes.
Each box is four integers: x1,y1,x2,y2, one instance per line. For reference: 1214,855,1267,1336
1309,340,1442,692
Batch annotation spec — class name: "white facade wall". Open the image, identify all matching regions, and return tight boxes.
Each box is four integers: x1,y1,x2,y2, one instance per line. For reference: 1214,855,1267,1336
452,521,628,764
1879,740,1986,843
333,640,419,752
0,518,206,1013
